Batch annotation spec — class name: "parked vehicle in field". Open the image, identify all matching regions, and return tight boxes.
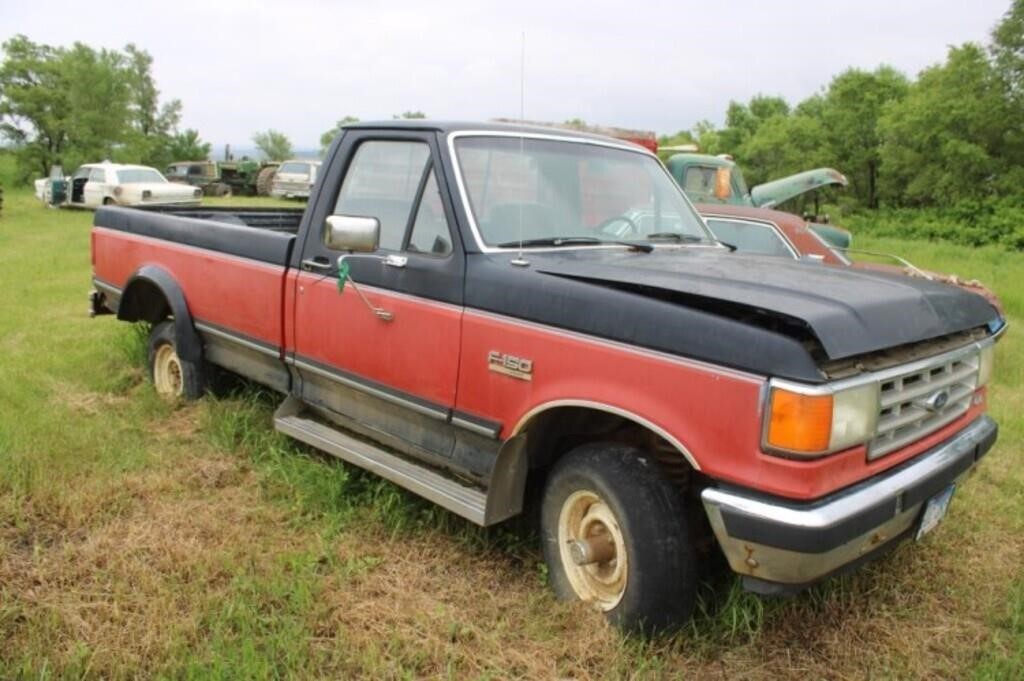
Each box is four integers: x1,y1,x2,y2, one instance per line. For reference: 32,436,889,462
165,159,279,197
665,150,853,248
35,162,201,209
271,160,322,199
90,120,1004,633
696,203,1005,314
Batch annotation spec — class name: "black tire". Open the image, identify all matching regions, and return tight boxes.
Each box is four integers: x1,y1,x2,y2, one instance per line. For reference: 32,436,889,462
255,166,276,197
541,443,696,634
146,320,205,400
103,197,116,205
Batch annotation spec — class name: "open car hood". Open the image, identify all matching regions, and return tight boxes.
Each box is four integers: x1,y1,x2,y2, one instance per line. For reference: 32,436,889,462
531,249,1000,361
751,168,848,208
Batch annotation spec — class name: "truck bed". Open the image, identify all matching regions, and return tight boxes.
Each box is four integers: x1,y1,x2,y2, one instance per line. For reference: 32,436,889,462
92,205,300,389
93,205,299,266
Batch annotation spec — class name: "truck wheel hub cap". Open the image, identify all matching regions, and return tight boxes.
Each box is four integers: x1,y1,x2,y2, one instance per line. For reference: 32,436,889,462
153,344,184,397
558,490,627,611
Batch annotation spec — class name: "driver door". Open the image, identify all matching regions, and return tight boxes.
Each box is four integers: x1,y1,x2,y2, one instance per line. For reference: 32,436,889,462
291,130,465,462
83,167,108,207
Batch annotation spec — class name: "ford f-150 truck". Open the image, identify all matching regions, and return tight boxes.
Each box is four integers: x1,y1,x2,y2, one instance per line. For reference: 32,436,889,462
89,120,1004,633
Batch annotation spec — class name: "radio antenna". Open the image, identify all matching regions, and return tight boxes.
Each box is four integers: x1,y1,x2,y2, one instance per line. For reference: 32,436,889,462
511,29,529,268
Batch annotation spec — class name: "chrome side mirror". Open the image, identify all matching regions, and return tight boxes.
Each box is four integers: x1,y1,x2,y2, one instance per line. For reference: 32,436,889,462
324,215,380,252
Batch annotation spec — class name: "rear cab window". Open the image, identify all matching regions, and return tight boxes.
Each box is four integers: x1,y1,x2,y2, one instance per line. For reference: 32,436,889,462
704,217,796,258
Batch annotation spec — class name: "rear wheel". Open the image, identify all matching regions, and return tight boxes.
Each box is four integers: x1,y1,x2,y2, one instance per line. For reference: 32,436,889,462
541,443,696,634
255,166,276,197
147,321,205,400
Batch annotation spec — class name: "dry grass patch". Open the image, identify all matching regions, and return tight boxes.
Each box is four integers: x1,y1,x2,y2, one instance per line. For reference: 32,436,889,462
0,445,316,679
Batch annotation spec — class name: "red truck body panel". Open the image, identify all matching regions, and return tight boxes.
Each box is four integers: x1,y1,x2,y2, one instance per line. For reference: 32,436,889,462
93,228,285,349
291,271,463,407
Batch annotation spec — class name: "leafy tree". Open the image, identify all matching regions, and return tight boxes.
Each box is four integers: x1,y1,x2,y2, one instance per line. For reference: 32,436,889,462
166,129,211,161
992,0,1024,101
740,113,832,187
717,95,790,153
252,129,293,162
691,120,723,155
817,66,909,208
319,115,359,156
0,35,194,181
879,43,1019,205
117,44,182,167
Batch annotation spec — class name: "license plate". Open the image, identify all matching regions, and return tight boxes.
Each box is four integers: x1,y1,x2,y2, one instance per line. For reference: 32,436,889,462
916,484,956,540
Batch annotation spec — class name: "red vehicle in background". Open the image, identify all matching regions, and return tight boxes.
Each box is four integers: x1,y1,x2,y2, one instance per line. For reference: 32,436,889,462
697,203,1004,314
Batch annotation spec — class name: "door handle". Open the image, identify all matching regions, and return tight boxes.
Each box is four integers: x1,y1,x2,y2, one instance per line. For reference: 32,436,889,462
383,254,407,268
301,257,331,272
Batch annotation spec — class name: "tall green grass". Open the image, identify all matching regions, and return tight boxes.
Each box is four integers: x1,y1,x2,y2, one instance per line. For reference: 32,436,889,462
1,186,1023,677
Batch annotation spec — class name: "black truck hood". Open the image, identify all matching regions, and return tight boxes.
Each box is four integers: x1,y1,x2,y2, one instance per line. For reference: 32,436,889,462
528,248,999,360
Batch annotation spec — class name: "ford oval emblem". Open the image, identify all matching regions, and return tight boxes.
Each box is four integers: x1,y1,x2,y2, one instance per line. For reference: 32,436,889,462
922,389,951,413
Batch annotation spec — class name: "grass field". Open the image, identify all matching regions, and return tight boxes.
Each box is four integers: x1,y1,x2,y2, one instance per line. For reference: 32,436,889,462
1,182,1022,679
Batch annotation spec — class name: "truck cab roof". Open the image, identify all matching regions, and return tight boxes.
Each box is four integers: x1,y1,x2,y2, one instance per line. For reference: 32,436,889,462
340,119,656,151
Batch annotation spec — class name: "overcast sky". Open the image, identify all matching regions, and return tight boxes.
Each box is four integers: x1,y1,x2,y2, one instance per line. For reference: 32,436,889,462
1,0,1013,150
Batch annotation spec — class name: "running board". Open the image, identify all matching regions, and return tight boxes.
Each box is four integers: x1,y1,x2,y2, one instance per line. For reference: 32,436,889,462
273,396,525,526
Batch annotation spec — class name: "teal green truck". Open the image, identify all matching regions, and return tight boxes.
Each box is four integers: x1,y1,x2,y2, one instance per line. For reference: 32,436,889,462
664,151,852,248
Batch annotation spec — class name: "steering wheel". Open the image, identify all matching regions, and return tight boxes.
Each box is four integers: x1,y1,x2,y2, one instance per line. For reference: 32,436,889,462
595,215,641,238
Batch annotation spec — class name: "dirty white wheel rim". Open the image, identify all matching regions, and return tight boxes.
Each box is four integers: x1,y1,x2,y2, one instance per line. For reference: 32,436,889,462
557,489,628,611
153,343,184,397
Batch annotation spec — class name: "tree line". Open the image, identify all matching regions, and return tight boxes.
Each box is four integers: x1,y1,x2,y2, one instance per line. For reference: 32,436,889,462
660,0,1023,212
1,0,1020,209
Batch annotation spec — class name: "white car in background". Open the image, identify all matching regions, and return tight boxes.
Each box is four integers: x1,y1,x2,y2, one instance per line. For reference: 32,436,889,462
35,162,202,209
270,160,321,199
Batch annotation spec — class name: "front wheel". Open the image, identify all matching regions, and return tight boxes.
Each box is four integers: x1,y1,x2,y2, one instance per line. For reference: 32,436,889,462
147,321,205,400
541,443,696,634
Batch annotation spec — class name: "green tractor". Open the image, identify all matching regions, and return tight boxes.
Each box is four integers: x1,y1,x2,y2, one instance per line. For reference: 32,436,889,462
662,149,852,248
165,159,279,197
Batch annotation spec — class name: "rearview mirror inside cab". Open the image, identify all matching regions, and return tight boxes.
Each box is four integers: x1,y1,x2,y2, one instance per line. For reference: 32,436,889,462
324,215,380,252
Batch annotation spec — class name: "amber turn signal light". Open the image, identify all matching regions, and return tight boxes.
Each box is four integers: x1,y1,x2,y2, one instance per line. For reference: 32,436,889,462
766,388,833,454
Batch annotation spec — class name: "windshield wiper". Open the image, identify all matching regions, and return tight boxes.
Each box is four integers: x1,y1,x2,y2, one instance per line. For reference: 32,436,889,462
645,232,706,243
645,232,735,251
497,236,653,253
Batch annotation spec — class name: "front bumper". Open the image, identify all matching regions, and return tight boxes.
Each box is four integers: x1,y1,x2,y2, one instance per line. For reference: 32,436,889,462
701,415,998,595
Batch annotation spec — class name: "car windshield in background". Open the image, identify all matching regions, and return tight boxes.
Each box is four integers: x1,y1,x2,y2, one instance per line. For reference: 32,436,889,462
704,218,796,259
278,162,309,175
453,136,713,248
117,169,166,184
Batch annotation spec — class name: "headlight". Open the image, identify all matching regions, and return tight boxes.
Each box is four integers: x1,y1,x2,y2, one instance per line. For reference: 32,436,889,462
978,343,995,386
764,380,879,457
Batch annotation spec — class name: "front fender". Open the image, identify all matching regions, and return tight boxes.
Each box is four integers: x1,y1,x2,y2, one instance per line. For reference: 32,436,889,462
118,265,202,363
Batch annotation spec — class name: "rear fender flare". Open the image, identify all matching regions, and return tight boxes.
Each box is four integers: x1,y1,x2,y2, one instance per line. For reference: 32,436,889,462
117,265,202,363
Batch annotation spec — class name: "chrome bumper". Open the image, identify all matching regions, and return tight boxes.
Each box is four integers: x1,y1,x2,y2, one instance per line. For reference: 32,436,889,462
701,415,998,594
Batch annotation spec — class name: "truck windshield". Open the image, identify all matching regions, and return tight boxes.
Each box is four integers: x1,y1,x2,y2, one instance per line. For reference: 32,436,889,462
117,169,166,184
453,136,713,248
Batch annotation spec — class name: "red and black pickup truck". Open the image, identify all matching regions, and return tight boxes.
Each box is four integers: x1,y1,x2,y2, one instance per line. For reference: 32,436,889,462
90,121,1004,633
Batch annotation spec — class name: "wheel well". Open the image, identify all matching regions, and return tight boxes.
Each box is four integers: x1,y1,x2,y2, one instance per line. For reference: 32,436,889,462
516,405,718,561
117,278,171,324
517,406,694,488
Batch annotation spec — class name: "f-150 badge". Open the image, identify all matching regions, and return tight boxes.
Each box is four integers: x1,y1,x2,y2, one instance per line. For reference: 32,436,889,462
488,351,533,381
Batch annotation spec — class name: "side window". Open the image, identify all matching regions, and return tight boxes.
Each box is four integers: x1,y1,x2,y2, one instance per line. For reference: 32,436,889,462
334,141,430,251
88,168,106,183
407,169,452,256
704,218,795,259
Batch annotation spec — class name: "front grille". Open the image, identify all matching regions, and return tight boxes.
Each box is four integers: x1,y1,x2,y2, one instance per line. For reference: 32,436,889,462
868,349,980,459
